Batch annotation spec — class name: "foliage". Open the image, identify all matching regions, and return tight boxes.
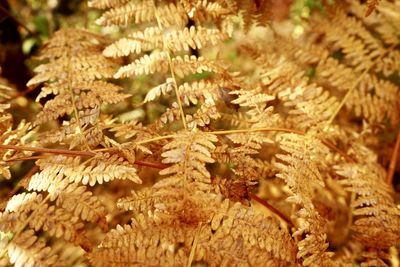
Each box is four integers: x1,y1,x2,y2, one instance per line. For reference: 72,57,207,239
0,0,399,266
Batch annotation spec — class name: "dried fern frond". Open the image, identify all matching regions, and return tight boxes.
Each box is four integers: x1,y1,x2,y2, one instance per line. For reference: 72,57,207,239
1,230,60,267
5,192,43,213
0,79,34,180
275,133,335,266
104,26,226,57
336,163,400,250
275,31,400,126
93,0,243,130
55,183,108,231
89,201,297,266
238,41,340,130
1,198,92,251
31,153,141,187
88,0,130,9
95,1,188,27
208,201,297,266
159,131,217,183
27,28,128,150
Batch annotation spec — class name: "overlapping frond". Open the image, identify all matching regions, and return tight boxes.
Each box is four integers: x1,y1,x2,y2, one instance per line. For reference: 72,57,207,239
275,133,335,266
336,163,400,249
2,0,400,266
92,0,245,130
295,3,400,126
89,201,297,267
0,193,92,251
0,79,34,180
2,230,60,267
27,28,128,149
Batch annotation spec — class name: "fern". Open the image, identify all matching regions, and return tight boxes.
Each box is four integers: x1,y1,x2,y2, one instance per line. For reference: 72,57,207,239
1,0,400,266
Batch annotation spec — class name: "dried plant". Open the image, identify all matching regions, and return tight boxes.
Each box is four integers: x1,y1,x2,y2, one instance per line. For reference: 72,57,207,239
0,0,399,266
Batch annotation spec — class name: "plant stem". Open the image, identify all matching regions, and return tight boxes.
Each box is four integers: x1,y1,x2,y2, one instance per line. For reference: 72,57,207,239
0,144,167,169
250,194,294,228
5,155,49,162
387,129,400,185
0,144,95,156
151,0,187,130
211,127,304,135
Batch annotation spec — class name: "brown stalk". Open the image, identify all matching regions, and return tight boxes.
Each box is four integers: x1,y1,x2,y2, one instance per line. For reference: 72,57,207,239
387,129,400,185
250,194,294,228
0,144,95,157
5,155,49,162
0,144,167,169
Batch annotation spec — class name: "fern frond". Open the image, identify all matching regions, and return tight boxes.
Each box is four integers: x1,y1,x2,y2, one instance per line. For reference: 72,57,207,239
276,34,400,126
336,163,400,249
1,198,92,251
0,80,35,180
30,154,141,187
172,55,227,78
94,1,153,26
28,204,91,249
114,51,169,78
88,0,130,9
182,0,231,21
10,172,107,230
143,78,175,103
4,230,60,267
106,119,156,141
90,200,297,266
159,131,217,184
27,28,127,152
5,192,43,213
88,220,191,266
209,202,297,266
164,26,227,52
186,98,221,129
275,133,335,266
117,188,157,214
104,26,226,57
178,79,225,106
95,1,187,27
55,183,108,230
103,26,163,57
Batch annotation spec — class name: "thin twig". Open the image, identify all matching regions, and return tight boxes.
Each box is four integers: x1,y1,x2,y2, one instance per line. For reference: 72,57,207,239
321,140,356,164
134,160,167,169
211,127,304,135
5,155,48,162
0,144,95,156
250,194,294,228
1,144,167,169
151,0,187,129
1,125,355,164
387,129,400,185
